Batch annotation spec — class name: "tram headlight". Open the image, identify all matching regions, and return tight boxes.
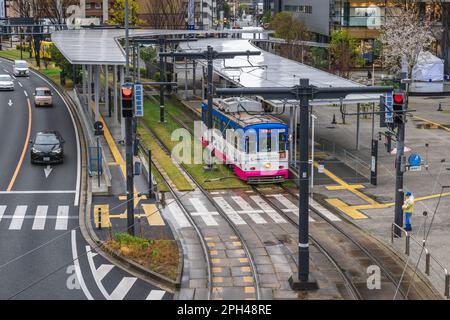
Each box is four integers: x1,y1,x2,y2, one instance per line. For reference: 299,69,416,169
264,163,271,169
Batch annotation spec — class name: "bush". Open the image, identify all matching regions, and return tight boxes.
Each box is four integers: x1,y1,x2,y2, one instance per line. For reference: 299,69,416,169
114,232,150,250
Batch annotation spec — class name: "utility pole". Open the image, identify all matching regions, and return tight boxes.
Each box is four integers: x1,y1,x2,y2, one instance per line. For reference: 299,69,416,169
159,36,165,122
216,83,392,291
124,0,134,236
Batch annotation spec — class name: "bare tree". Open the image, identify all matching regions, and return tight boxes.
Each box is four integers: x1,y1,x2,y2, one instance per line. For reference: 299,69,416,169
380,7,437,78
141,0,187,29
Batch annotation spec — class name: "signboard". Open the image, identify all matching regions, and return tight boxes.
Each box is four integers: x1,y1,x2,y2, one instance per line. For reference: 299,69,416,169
187,0,195,30
384,92,394,124
0,0,5,19
134,84,143,117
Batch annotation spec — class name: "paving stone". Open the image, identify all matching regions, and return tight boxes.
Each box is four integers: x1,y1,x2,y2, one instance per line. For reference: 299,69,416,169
231,266,253,277
273,263,292,273
226,249,246,258
266,245,285,255
189,268,207,279
256,264,276,274
178,288,195,300
233,276,255,286
213,276,234,287
270,254,289,264
193,288,209,300
189,279,207,288
254,255,272,265
211,267,231,277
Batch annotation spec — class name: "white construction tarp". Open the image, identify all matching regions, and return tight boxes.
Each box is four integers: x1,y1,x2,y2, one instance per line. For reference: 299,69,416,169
412,51,444,82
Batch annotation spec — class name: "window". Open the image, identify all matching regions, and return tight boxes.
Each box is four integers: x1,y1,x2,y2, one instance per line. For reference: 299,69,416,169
95,2,101,9
279,132,286,151
85,3,91,9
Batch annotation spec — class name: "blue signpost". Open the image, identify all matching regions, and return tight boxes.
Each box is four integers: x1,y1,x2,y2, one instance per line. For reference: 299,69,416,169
385,92,394,124
134,83,143,117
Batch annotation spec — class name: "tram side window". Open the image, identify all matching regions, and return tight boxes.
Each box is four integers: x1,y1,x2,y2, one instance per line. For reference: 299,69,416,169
259,134,272,152
245,135,256,154
279,132,286,151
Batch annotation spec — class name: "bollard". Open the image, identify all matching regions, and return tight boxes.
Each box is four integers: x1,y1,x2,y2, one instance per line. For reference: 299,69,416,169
405,233,410,256
445,274,450,298
425,250,430,276
98,207,102,230
391,224,394,244
438,103,443,112
331,114,337,125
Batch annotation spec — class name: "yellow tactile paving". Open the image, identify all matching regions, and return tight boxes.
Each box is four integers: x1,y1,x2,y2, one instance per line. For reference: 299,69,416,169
325,198,368,220
245,287,255,293
232,241,242,247
241,266,251,272
212,267,222,273
207,242,216,247
243,276,253,283
229,236,238,240
413,115,450,132
212,259,221,264
142,204,165,226
213,277,224,283
210,250,218,256
325,184,365,191
239,258,248,263
93,204,112,228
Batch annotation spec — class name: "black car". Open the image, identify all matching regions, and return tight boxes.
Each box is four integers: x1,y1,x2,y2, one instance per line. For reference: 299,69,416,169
30,131,65,164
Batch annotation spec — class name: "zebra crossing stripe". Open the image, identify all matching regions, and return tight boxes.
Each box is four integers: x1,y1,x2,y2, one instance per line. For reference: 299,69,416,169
250,196,287,224
213,197,246,225
55,206,69,230
9,206,27,230
96,264,115,281
167,202,191,229
310,198,341,222
0,206,6,222
189,198,219,226
32,206,48,230
146,290,166,300
273,195,315,222
232,196,267,224
109,277,137,300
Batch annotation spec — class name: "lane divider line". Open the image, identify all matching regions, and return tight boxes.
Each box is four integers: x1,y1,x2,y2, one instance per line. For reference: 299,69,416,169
6,98,32,192
23,90,28,97
71,230,94,300
18,82,23,88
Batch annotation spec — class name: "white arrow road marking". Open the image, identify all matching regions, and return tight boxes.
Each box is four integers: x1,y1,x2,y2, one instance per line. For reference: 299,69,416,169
8,99,12,107
44,165,53,178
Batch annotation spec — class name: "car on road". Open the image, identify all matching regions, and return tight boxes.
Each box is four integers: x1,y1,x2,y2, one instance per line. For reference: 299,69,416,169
30,131,65,164
13,60,29,77
0,74,14,91
33,87,53,107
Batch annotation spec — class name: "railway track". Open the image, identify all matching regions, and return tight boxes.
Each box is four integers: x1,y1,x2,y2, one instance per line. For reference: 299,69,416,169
255,184,440,300
138,120,261,300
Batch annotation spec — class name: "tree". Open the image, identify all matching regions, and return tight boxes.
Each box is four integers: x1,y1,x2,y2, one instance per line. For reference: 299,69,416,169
329,30,362,78
109,0,143,26
269,12,309,61
380,8,436,78
141,0,187,29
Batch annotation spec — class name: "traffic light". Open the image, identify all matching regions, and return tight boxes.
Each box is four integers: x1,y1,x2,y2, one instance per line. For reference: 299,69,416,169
393,91,406,124
121,83,134,118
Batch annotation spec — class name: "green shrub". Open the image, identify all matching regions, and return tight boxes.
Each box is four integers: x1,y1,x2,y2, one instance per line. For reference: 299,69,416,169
114,232,150,250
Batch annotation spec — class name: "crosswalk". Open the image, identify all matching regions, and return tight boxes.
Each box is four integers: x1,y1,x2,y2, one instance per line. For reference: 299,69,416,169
166,194,341,228
0,205,75,231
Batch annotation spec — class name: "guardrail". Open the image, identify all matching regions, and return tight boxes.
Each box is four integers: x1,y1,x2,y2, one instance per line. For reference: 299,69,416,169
343,149,371,179
391,223,449,298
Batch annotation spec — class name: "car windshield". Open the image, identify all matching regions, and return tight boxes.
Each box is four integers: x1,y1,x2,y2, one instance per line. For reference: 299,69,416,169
15,62,27,68
35,134,59,145
0,75,11,81
36,89,51,96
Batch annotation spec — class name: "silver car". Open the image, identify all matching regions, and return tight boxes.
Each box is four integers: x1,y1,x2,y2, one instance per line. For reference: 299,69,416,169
13,60,29,77
0,74,14,91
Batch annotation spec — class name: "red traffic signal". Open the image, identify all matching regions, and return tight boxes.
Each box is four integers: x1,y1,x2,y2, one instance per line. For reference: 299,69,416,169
121,83,134,117
393,93,405,104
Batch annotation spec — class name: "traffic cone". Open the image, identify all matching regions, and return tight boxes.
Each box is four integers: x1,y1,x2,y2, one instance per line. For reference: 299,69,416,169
331,114,337,125
438,103,443,111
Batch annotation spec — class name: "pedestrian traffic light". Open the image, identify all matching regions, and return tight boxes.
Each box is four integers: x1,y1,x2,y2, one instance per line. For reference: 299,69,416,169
393,91,406,124
121,83,134,118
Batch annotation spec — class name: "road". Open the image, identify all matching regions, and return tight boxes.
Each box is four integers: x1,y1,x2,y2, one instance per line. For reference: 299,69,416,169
0,58,171,300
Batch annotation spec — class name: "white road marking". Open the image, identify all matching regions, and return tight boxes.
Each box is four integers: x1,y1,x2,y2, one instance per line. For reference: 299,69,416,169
0,190,76,194
273,195,315,222
167,202,191,229
71,231,93,300
146,290,166,300
310,198,341,222
213,197,246,225
0,206,6,222
55,205,69,230
109,277,137,300
9,206,27,230
23,90,27,97
18,82,22,87
32,205,48,230
31,70,81,206
250,195,287,223
86,246,111,300
232,196,267,224
189,198,219,226
96,264,115,281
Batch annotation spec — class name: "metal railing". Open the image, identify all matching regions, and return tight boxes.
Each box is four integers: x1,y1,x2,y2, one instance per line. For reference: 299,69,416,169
391,223,449,298
343,149,371,179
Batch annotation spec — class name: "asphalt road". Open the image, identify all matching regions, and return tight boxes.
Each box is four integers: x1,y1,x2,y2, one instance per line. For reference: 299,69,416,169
0,58,171,300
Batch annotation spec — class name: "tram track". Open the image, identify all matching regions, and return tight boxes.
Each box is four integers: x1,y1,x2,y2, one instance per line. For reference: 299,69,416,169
273,185,440,300
138,119,261,300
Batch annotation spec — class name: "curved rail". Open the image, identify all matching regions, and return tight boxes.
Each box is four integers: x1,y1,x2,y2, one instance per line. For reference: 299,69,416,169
137,141,213,300
251,186,362,300
138,120,261,299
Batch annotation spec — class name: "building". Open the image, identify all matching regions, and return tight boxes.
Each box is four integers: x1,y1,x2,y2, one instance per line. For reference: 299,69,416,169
263,1,447,68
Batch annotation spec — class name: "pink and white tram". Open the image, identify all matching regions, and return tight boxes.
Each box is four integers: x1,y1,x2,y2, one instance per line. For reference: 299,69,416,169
201,98,289,184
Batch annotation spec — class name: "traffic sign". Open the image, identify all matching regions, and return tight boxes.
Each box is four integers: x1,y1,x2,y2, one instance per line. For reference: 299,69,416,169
408,153,422,167
384,92,394,124
134,84,144,117
94,121,104,136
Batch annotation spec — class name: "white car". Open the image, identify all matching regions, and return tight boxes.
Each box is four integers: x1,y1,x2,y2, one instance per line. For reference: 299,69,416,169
0,74,14,91
13,60,29,77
